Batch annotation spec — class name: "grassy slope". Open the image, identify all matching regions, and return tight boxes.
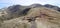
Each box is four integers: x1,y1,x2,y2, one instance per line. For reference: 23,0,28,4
27,7,60,28
0,7,60,28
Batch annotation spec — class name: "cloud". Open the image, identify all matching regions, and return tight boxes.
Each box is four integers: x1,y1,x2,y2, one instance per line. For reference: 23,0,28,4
0,0,60,8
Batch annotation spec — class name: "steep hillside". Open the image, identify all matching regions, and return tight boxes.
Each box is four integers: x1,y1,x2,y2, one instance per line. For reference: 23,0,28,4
5,5,31,18
0,5,31,21
0,6,60,28
0,4,60,20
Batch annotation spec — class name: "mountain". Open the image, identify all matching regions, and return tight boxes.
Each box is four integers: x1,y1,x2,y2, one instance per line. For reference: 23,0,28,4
3,5,31,19
0,4,60,28
30,4,43,8
44,4,60,11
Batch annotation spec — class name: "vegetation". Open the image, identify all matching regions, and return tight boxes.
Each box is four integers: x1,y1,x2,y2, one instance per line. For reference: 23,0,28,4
0,4,60,28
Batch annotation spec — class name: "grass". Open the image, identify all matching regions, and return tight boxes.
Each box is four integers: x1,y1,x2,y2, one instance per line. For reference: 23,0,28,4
0,6,60,28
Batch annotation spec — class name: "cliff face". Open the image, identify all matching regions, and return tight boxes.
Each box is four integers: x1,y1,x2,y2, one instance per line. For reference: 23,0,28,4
0,4,60,28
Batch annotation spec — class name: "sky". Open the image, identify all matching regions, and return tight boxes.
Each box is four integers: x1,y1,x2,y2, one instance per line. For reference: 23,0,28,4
0,0,60,9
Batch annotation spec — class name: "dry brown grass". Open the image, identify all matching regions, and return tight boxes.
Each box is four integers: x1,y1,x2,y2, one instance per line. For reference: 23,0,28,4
0,7,60,28
26,7,60,28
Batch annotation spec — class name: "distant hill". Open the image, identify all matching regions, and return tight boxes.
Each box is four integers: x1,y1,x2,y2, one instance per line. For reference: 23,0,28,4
30,4,43,8
44,4,60,11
